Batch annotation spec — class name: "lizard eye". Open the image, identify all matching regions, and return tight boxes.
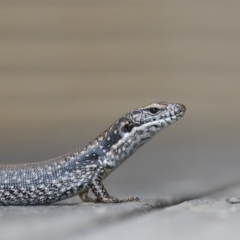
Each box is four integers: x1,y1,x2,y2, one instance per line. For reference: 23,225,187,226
148,107,160,114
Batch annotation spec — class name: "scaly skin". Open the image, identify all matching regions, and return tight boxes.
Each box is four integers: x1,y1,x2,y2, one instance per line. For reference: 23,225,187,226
0,101,186,205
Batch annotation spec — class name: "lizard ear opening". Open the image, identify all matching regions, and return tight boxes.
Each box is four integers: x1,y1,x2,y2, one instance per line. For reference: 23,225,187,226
121,123,135,133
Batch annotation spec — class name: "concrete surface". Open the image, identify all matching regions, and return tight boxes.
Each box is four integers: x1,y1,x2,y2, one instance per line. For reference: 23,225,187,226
82,184,240,240
0,198,185,240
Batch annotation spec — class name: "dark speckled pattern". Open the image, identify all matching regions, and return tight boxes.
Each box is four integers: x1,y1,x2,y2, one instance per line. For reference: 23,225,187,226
0,102,186,205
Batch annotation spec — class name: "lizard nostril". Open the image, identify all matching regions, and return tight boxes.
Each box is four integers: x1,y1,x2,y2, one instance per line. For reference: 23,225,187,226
175,104,186,113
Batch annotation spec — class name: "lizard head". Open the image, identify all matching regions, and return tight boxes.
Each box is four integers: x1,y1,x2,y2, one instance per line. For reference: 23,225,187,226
119,102,186,144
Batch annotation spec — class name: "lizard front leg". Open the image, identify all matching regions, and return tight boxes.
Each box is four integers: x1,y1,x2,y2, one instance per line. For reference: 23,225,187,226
89,174,139,203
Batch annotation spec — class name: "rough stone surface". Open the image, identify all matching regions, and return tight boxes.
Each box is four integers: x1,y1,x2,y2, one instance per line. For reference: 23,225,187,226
81,184,240,240
0,198,178,240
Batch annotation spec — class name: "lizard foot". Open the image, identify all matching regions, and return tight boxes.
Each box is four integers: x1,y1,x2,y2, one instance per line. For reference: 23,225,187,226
97,196,139,203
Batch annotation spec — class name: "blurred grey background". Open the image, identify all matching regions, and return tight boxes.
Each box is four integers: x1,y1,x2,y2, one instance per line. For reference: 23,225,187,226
0,0,240,200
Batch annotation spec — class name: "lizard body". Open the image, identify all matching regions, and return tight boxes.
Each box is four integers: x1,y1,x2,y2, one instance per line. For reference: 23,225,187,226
0,102,186,205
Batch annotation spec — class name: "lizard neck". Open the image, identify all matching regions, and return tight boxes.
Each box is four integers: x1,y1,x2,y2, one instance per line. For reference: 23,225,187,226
98,120,162,172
